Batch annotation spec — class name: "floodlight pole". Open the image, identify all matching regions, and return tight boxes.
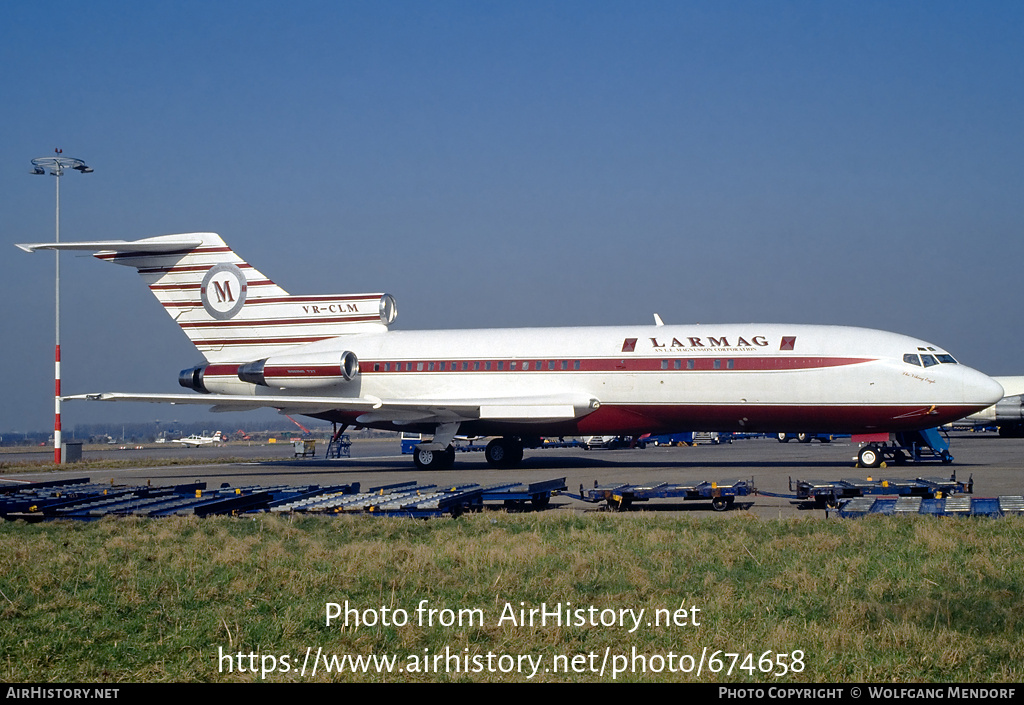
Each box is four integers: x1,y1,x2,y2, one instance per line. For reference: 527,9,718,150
30,150,93,464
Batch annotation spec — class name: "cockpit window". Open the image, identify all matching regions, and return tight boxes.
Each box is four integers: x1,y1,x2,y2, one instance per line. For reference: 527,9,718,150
920,354,938,367
937,354,958,364
903,354,922,366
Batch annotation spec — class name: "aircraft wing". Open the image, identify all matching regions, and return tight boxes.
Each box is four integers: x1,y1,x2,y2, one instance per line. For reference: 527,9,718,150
64,392,601,424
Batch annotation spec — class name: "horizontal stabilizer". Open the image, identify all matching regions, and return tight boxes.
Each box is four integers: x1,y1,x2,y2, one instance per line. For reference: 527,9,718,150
15,235,205,254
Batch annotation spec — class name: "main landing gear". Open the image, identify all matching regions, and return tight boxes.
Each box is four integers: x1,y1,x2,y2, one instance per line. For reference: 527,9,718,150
411,435,533,469
484,437,525,468
413,444,455,470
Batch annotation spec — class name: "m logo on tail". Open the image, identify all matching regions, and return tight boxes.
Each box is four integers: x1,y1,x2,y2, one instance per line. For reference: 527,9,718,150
201,263,248,319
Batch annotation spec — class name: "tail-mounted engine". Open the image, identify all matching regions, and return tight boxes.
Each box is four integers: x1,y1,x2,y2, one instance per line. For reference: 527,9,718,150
178,364,210,394
237,350,360,389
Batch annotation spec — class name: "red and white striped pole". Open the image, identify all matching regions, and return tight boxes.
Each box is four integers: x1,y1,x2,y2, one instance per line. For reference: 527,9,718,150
54,162,61,464
30,149,92,465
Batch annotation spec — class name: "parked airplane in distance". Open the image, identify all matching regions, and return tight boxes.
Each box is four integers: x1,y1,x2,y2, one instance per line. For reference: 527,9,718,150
954,376,1024,437
173,431,224,447
17,233,1004,469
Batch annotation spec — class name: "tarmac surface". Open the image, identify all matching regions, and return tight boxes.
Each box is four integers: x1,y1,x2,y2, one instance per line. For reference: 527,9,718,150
2,433,1020,519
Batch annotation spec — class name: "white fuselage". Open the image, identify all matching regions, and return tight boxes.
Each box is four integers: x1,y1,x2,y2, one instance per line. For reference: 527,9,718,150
198,323,1003,436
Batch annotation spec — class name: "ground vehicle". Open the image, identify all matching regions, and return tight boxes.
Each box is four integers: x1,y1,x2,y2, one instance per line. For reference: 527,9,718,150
776,432,834,443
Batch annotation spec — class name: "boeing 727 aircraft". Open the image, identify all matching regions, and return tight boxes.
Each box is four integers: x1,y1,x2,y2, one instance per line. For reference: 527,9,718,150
17,233,1004,469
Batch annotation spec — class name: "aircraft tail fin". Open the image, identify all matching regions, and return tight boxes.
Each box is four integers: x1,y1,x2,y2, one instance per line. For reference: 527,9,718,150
16,233,397,362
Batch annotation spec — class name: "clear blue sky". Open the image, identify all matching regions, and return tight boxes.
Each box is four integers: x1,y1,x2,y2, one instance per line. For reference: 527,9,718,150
3,1,1023,434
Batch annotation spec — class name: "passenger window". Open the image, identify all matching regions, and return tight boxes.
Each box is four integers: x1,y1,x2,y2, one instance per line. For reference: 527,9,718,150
920,354,938,367
903,354,921,366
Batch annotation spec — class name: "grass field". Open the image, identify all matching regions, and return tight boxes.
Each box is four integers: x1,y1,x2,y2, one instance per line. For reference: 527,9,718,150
1,512,1021,683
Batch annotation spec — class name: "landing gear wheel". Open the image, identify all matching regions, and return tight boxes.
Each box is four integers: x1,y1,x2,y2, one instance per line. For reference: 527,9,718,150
485,437,524,468
413,446,436,469
413,445,455,470
858,445,883,469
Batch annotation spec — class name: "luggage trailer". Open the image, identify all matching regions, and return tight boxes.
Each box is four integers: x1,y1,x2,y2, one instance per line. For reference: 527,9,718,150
575,479,755,512
837,495,1024,518
0,477,567,521
790,473,972,509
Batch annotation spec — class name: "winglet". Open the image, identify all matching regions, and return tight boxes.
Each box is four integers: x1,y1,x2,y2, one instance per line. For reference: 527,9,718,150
653,313,665,327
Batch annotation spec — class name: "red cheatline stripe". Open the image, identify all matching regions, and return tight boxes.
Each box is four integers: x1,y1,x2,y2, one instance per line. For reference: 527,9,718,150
149,279,276,291
161,297,380,308
203,364,244,376
180,315,380,328
360,356,873,373
200,356,874,375
165,293,384,304
248,294,385,303
196,336,337,347
138,263,255,274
